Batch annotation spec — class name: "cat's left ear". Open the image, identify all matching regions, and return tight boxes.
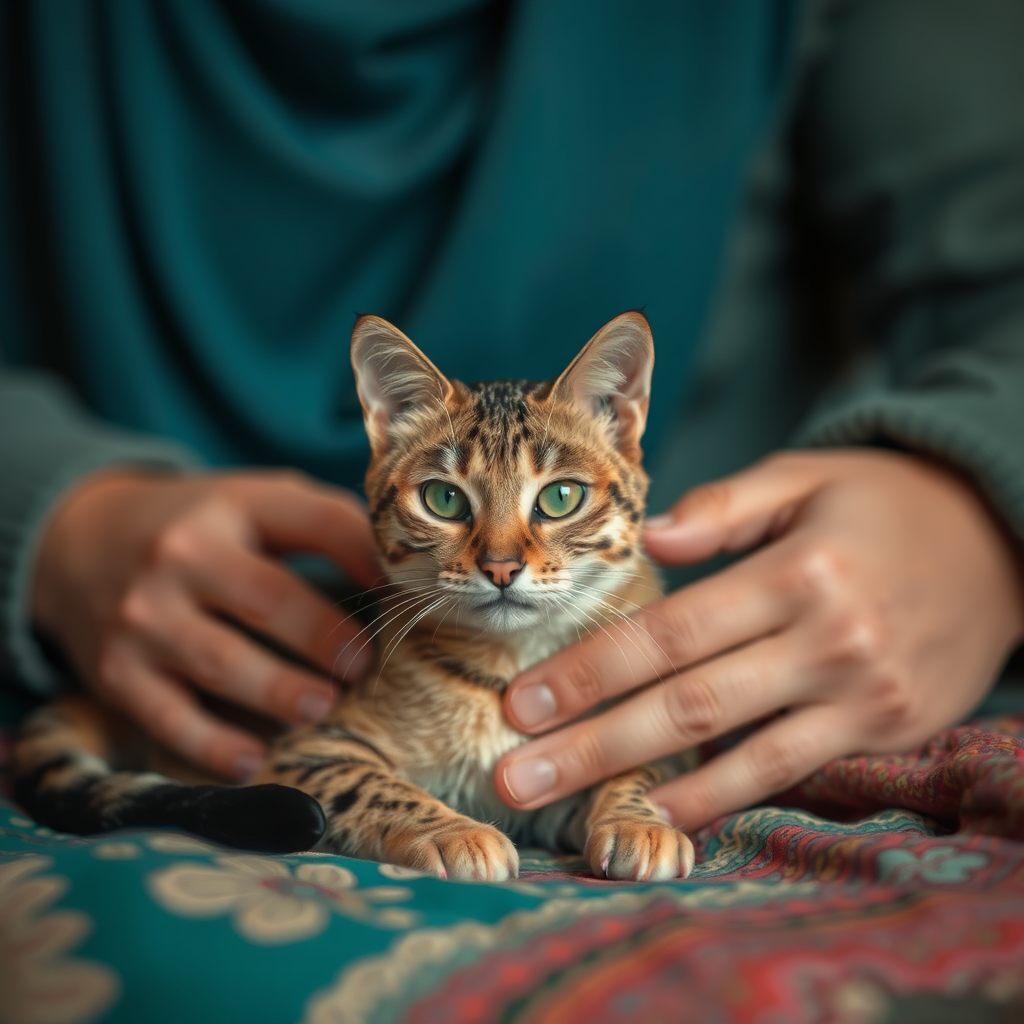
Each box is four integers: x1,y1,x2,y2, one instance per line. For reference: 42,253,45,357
552,311,654,461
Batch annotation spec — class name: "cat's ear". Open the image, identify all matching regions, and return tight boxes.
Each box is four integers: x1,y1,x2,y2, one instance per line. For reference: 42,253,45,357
351,315,454,450
552,311,654,461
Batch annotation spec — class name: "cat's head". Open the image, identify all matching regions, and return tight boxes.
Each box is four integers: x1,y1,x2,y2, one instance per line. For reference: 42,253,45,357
351,312,655,635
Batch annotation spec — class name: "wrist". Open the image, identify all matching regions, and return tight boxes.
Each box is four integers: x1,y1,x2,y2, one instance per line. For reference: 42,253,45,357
900,449,1024,646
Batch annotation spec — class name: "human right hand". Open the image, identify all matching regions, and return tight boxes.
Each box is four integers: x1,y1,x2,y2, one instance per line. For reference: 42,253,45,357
31,470,381,780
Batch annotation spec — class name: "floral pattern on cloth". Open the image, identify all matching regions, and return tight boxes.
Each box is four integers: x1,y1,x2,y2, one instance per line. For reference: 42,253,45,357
148,856,417,942
2,712,1024,1023
0,856,119,1024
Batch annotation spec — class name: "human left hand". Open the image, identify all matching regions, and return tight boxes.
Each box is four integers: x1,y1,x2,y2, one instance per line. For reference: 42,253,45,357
495,449,1024,830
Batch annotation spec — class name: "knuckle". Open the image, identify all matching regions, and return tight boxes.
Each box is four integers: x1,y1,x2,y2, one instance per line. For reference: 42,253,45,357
645,608,698,671
817,608,889,672
149,523,203,571
834,610,888,666
563,728,608,783
663,674,720,741
755,734,808,796
115,586,158,633
226,567,282,627
788,543,849,603
865,670,914,730
564,655,608,709
185,630,239,684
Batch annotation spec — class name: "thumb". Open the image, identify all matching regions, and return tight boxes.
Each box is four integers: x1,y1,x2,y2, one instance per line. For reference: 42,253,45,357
642,453,823,566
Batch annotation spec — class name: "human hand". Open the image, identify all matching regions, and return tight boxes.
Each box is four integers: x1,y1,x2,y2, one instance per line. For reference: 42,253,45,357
496,450,1024,829
32,470,380,780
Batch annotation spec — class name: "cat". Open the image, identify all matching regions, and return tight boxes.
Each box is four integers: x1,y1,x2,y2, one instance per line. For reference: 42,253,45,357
13,312,695,882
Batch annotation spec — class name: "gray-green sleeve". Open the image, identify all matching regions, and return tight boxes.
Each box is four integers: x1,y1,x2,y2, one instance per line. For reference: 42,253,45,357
794,0,1024,545
0,370,199,695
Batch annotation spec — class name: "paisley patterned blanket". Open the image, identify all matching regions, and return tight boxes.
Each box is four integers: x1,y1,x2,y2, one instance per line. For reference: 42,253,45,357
2,708,1024,1024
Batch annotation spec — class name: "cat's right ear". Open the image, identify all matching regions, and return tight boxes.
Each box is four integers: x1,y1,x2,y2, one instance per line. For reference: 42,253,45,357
351,315,454,451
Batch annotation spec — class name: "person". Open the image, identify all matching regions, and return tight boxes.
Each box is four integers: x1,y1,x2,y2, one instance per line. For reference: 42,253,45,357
1,0,1022,832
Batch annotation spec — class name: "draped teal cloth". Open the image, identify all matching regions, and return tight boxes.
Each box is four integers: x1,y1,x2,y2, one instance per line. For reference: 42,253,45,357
0,0,797,488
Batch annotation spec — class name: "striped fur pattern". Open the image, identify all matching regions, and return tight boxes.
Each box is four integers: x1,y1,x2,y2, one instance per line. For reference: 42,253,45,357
14,312,694,880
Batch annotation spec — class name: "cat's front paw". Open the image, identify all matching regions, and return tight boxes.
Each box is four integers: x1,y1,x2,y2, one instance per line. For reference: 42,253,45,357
585,820,694,882
396,819,519,882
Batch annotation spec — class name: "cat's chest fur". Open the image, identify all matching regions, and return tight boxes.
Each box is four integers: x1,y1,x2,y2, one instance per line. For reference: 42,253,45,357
349,618,577,842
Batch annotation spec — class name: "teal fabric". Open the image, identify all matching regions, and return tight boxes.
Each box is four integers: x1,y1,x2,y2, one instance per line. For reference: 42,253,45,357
5,704,1024,1023
0,0,796,485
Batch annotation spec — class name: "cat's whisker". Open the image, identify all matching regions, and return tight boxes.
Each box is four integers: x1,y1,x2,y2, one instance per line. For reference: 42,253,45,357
563,585,668,684
331,586,445,680
552,595,644,685
568,580,648,615
571,582,677,664
431,597,458,643
325,579,441,641
360,572,438,592
350,590,449,683
375,595,453,682
576,567,664,598
362,568,437,590
324,572,439,621
346,582,441,629
570,578,657,621
549,594,586,647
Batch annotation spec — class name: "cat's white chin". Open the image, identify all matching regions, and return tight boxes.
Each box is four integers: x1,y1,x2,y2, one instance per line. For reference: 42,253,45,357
466,594,546,634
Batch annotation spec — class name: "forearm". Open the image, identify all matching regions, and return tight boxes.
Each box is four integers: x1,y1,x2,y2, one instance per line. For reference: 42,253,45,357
792,0,1024,550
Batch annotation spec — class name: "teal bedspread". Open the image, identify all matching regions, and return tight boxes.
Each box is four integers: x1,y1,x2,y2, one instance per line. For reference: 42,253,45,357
3,707,1024,1024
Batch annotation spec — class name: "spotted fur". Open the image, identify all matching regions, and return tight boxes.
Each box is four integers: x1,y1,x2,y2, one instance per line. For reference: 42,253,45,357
14,312,694,881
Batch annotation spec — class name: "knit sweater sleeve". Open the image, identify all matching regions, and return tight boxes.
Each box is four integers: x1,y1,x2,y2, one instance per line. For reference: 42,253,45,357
0,369,199,695
793,0,1024,547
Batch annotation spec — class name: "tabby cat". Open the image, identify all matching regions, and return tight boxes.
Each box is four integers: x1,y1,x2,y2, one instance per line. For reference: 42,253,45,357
14,312,694,882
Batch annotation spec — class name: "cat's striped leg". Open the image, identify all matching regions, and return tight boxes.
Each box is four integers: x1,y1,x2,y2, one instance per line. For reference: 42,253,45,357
14,696,325,852
583,766,694,881
260,722,519,880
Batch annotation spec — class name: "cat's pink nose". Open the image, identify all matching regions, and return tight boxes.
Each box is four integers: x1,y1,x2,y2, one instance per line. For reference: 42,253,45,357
479,559,524,588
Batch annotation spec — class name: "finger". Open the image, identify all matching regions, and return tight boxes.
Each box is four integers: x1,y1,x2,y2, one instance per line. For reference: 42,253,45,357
506,543,798,732
237,474,380,589
156,601,341,726
648,703,852,831
497,634,805,810
642,453,824,566
100,656,266,781
185,543,372,681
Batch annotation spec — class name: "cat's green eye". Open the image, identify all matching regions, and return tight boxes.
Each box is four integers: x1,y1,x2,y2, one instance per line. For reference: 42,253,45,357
536,481,586,519
422,480,470,520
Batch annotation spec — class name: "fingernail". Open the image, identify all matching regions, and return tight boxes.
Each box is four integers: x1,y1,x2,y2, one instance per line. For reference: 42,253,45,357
643,514,674,531
654,804,675,825
509,684,556,729
297,691,334,723
335,643,373,682
233,752,263,782
503,758,557,804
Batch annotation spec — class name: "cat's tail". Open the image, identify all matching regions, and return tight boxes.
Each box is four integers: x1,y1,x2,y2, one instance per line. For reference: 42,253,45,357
13,696,325,854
